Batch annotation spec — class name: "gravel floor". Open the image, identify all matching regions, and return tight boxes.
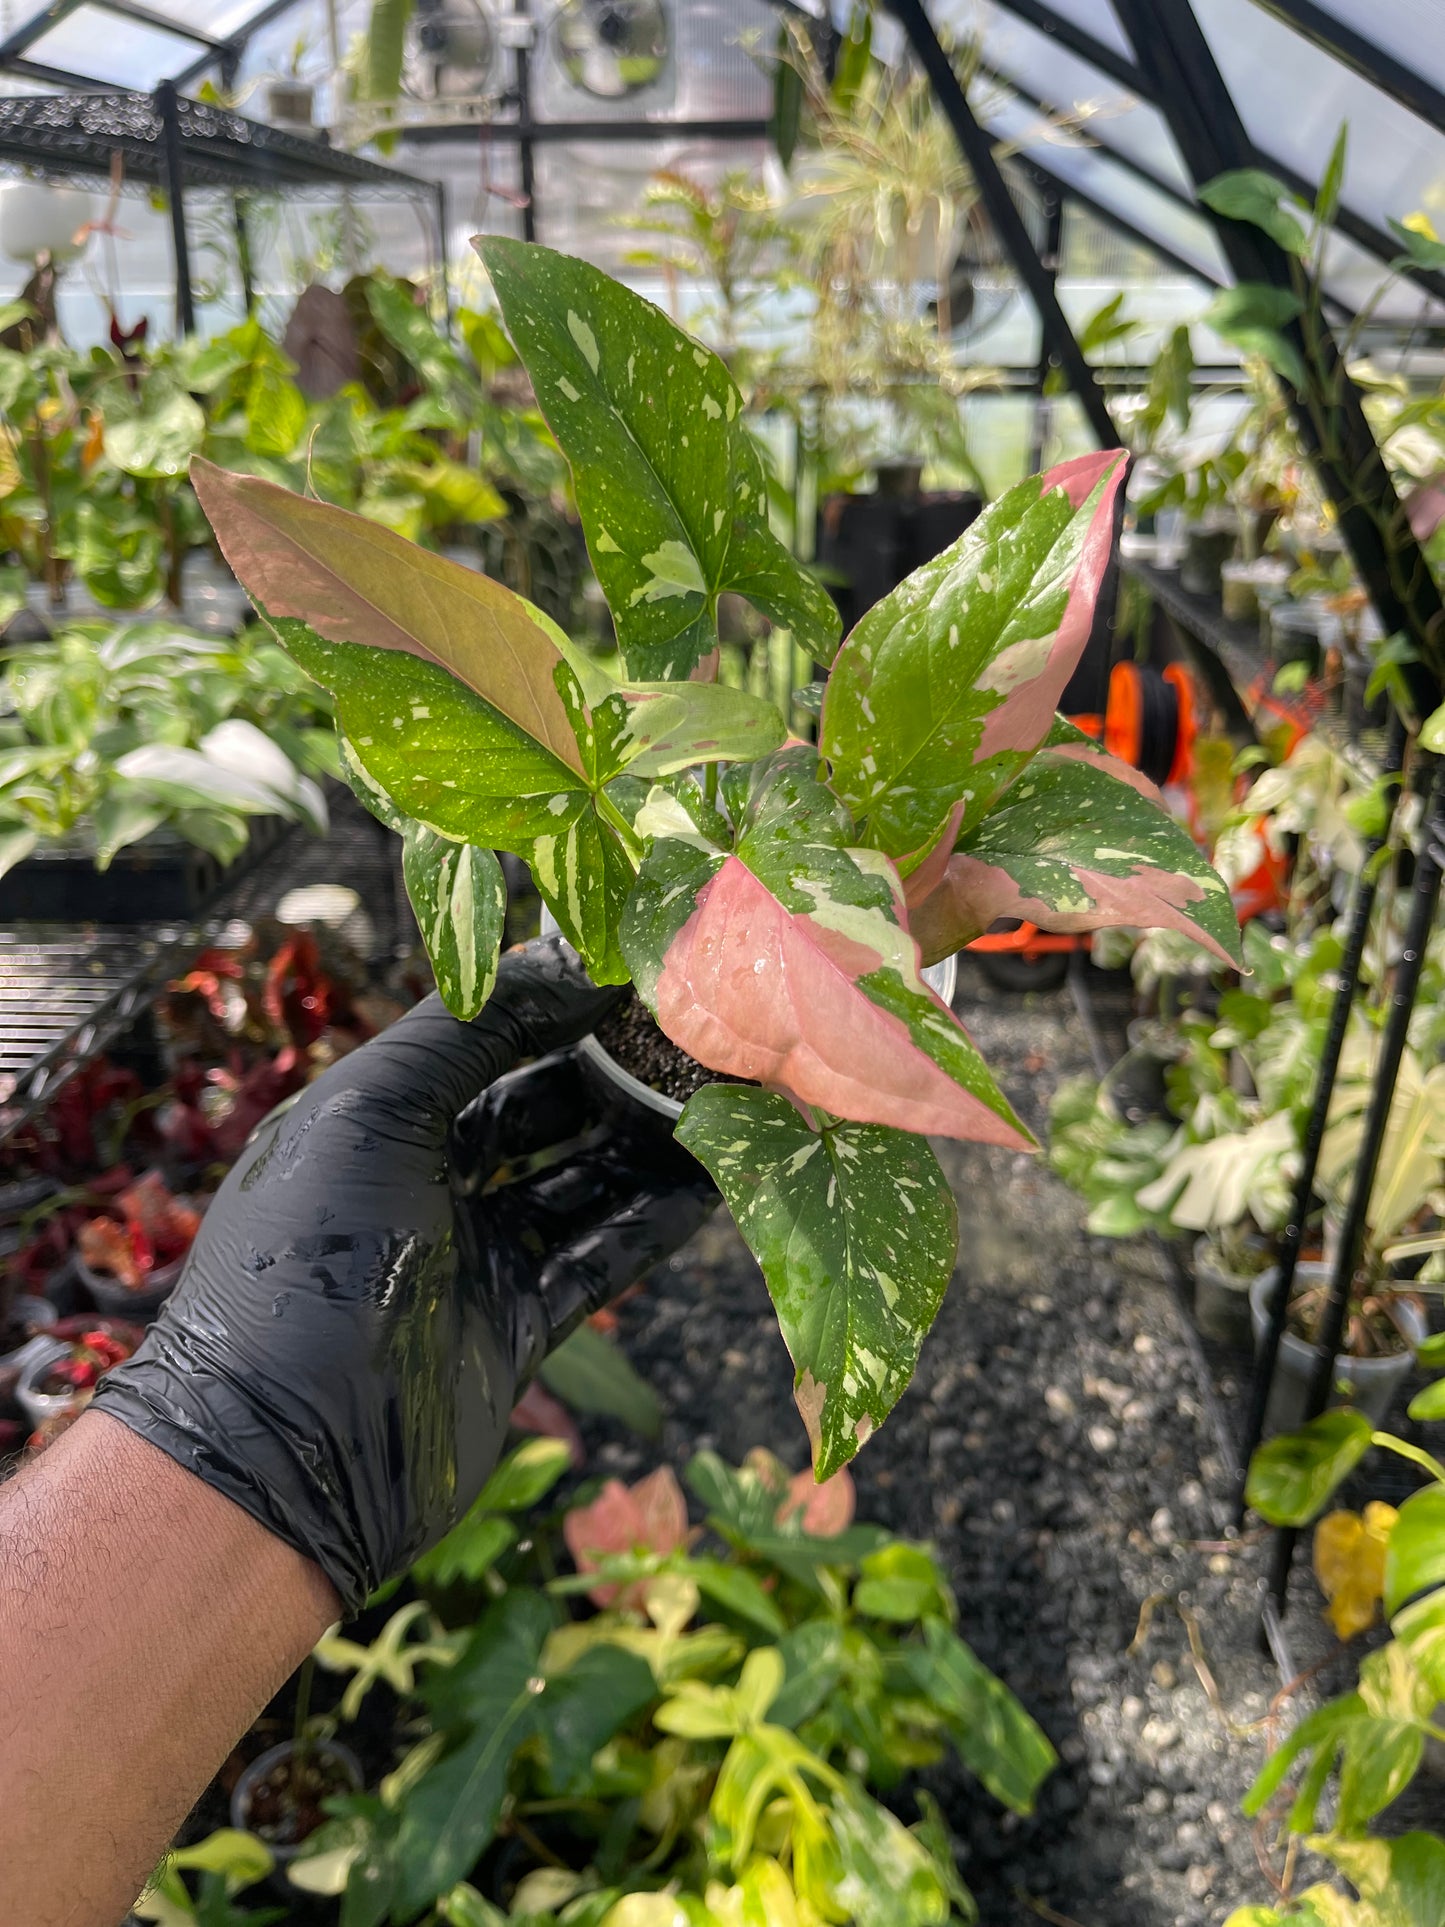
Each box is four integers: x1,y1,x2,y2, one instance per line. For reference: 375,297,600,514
585,959,1292,1927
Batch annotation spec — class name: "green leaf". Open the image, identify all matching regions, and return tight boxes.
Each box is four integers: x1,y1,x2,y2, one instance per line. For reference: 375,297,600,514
1202,286,1307,389
910,753,1241,968
687,1557,788,1637
394,1592,555,1915
474,237,840,678
536,1646,655,1794
826,1779,953,1927
1316,1833,1445,1927
1419,700,1445,754
477,1436,575,1512
1393,1586,1445,1699
103,382,206,480
170,1831,275,1885
410,1514,516,1590
245,357,307,458
1418,1331,1445,1369
853,1543,953,1623
1389,216,1445,273
1407,1377,1445,1421
0,824,37,879
1245,1411,1374,1526
677,1085,959,1477
365,276,486,418
768,1619,845,1728
537,1321,662,1436
1384,1485,1445,1617
903,1618,1057,1814
1199,170,1310,253
362,0,414,102
819,451,1127,866
401,820,506,1019
1317,126,1348,228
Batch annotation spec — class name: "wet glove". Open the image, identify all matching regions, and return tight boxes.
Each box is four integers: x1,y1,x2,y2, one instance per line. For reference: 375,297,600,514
93,936,715,1613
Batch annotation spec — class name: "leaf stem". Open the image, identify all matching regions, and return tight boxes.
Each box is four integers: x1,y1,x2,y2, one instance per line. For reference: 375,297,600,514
1370,1431,1445,1486
705,761,719,809
597,788,644,865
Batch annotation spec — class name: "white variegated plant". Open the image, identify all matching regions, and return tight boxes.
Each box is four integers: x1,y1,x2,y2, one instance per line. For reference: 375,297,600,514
194,236,1242,1480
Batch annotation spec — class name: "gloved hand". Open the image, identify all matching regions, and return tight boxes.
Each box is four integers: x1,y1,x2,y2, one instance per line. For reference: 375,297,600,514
93,936,715,1613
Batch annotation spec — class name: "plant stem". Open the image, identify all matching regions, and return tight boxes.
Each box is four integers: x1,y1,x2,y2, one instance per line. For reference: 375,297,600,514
705,760,719,810
1370,1432,1445,1486
292,1652,316,1759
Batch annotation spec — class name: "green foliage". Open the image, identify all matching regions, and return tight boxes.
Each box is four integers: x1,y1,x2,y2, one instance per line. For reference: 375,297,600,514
0,619,333,876
1198,170,1311,255
1245,1413,1375,1527
264,1449,1050,1925
199,240,1235,1479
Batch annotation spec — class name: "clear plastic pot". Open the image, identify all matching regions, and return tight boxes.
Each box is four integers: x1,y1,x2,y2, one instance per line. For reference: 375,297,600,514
1249,1264,1427,1433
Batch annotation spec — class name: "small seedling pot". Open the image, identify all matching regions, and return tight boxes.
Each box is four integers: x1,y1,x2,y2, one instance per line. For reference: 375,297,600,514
1249,1264,1427,1433
75,1249,187,1324
15,1336,78,1430
1192,1238,1262,1350
266,79,315,130
0,1298,60,1401
230,1738,364,1870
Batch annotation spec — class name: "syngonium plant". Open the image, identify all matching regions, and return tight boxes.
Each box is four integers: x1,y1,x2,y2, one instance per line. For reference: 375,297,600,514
192,237,1243,1480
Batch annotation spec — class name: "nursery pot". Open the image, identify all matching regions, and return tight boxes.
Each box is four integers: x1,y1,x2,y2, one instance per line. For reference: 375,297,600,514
0,1298,59,1401
1192,1237,1261,1350
230,1739,363,1868
266,79,315,131
1179,521,1237,597
15,1336,79,1431
75,1248,187,1324
1249,1264,1427,1433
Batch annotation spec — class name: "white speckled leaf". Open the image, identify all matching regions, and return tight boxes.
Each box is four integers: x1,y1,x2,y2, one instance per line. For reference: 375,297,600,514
820,451,1127,871
676,1086,958,1477
278,619,634,982
475,237,840,680
908,754,1243,968
401,822,506,1018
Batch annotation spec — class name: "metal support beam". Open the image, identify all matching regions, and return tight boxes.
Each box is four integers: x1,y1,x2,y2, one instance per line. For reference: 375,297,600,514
1248,0,1445,137
400,117,773,147
1019,157,1222,288
987,0,1445,310
1266,751,1445,1609
1028,186,1064,469
1235,710,1408,1529
173,0,302,91
513,0,537,243
1111,0,1445,701
155,80,195,337
884,0,1116,447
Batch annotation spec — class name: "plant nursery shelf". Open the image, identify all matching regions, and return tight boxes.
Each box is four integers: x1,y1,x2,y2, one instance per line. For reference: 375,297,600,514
0,792,403,1150
0,92,431,201
1122,556,1271,737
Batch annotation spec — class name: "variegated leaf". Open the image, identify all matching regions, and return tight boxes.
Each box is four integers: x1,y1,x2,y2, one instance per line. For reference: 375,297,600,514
474,236,840,679
401,821,506,1019
277,619,636,982
621,750,1030,1146
676,1085,958,1477
820,450,1127,871
191,460,585,774
907,753,1242,967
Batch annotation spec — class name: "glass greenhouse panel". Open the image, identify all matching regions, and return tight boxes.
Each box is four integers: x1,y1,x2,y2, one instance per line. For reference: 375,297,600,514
1296,0,1445,102
1196,0,1445,236
112,0,268,37
27,6,204,87
970,9,1193,197
982,91,1229,285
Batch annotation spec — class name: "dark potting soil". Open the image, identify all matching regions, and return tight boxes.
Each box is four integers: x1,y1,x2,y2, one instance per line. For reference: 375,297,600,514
244,1749,357,1848
593,990,722,1104
573,960,1300,1927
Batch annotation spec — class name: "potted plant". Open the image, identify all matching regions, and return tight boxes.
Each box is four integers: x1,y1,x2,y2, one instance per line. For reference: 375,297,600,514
266,38,318,133
72,1170,204,1322
230,1651,364,1877
15,1314,142,1441
193,235,1241,1482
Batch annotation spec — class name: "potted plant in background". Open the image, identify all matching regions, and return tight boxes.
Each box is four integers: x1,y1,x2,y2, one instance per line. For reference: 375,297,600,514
194,234,1241,1481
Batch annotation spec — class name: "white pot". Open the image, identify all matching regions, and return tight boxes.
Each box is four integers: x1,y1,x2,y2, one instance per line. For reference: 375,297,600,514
15,1337,79,1430
0,181,94,265
1249,1264,1427,1433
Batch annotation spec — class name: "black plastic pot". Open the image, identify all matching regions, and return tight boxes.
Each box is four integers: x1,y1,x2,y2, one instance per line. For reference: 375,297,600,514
230,1738,363,1872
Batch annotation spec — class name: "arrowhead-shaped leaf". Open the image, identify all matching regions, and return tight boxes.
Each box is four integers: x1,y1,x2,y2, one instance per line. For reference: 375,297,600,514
622,752,1030,1146
401,821,506,1019
676,1084,959,1476
907,753,1242,967
192,459,586,775
282,619,636,981
474,236,840,679
1245,1411,1374,1526
820,449,1127,869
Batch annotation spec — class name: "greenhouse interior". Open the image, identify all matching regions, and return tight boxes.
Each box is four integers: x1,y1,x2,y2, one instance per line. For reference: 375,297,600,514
4,0,1445,1923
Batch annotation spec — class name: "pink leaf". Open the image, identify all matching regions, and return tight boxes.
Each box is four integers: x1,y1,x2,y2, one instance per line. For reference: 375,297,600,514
976,450,1128,762
654,854,1030,1146
509,1380,585,1467
779,1464,856,1535
562,1464,688,1608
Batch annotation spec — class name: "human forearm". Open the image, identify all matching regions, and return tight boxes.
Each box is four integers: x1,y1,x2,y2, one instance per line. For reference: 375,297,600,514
0,1411,338,1927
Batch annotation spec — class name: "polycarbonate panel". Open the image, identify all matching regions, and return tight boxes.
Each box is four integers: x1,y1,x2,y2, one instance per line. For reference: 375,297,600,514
1196,0,1445,236
981,90,1229,285
27,6,203,87
997,0,1136,63
1318,225,1445,322
109,0,267,37
1289,0,1445,102
970,9,1193,195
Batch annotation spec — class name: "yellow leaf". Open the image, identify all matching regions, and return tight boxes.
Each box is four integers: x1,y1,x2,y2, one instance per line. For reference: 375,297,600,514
1313,1503,1397,1640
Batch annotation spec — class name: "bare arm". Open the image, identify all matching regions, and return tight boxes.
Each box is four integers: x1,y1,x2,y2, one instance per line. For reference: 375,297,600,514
0,1411,338,1927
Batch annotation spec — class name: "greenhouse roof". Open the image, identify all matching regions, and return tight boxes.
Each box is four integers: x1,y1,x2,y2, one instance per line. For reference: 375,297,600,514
1,0,1443,331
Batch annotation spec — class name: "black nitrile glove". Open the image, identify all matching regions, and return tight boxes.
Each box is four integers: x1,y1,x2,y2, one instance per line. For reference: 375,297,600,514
93,937,715,1613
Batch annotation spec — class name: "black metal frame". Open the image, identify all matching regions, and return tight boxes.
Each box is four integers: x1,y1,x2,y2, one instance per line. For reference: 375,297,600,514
1246,0,1445,136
